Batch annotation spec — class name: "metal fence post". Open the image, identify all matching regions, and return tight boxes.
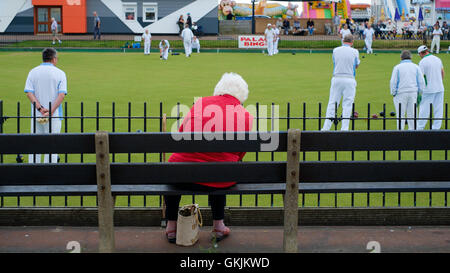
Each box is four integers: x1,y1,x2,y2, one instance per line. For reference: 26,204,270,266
95,130,115,253
283,128,301,253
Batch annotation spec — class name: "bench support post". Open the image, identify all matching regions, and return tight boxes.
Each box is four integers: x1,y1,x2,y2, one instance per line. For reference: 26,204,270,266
283,129,301,253
95,131,115,253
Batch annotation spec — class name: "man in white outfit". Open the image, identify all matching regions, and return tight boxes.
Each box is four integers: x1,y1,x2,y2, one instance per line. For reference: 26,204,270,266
430,25,443,54
322,34,360,131
273,25,280,54
141,29,152,55
363,24,375,54
181,24,194,57
417,45,445,130
51,17,61,45
192,36,200,53
339,24,351,45
389,50,425,130
159,39,170,60
24,48,67,163
265,24,276,56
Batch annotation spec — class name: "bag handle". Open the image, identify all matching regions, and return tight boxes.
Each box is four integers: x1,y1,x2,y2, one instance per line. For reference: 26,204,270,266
195,206,203,227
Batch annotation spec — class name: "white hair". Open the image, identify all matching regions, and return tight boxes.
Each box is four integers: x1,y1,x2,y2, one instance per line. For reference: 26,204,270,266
213,72,249,103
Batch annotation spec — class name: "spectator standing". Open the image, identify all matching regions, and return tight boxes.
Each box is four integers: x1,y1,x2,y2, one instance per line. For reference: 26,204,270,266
24,48,67,163
430,24,443,53
177,15,185,34
186,13,192,29
51,17,61,45
442,21,449,40
307,18,315,35
417,45,445,130
321,34,360,131
164,72,253,243
93,11,101,40
282,18,290,35
389,50,425,130
181,24,194,57
141,29,152,55
333,14,341,35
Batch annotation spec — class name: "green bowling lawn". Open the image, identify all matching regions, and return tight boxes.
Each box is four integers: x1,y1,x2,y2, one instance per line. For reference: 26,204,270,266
0,51,449,208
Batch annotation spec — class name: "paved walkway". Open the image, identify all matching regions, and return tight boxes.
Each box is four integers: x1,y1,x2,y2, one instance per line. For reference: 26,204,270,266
1,226,449,253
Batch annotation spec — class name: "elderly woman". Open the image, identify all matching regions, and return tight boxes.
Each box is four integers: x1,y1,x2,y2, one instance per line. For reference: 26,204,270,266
164,73,254,243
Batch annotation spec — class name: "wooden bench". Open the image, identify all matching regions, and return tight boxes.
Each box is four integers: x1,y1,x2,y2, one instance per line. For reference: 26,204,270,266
1,130,450,253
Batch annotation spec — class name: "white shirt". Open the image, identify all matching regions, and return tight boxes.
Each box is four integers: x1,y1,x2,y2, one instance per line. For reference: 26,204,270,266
419,54,444,93
51,20,57,31
181,28,194,42
432,29,443,38
273,27,280,39
390,60,425,96
340,28,351,40
265,28,276,40
24,63,67,118
192,38,200,48
363,28,375,40
332,44,360,78
159,40,170,50
142,32,152,44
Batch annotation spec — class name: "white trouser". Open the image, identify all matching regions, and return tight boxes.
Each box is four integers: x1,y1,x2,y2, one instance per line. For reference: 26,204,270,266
322,77,357,131
274,38,279,54
365,38,373,54
431,36,441,53
193,44,200,53
418,91,444,130
183,40,192,56
144,42,151,54
28,117,62,163
266,40,274,56
393,92,417,130
161,49,169,60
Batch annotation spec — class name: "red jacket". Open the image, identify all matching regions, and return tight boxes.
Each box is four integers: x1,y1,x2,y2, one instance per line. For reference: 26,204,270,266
168,94,254,188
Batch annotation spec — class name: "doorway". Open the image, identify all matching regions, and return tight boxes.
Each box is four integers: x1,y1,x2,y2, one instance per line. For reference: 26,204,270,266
34,6,62,34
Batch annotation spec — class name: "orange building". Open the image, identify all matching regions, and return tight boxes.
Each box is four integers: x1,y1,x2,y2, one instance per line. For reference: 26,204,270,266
32,0,87,34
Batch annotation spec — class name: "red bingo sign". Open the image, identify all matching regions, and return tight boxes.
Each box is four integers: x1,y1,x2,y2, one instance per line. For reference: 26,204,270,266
238,35,267,49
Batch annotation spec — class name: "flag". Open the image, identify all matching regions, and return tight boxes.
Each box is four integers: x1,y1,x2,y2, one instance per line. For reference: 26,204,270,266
418,7,424,21
394,8,401,21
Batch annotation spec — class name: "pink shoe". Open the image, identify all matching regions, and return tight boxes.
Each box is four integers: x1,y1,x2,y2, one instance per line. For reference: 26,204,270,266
165,230,176,244
211,226,230,242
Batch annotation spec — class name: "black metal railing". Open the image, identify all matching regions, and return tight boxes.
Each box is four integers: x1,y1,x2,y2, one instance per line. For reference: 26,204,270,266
0,100,448,208
1,33,449,50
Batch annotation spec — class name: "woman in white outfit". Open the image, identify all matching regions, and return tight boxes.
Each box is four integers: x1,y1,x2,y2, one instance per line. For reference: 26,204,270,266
430,25,443,54
264,24,276,56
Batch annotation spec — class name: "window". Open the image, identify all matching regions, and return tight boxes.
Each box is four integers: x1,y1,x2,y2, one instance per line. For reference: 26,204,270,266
123,3,137,21
143,3,158,22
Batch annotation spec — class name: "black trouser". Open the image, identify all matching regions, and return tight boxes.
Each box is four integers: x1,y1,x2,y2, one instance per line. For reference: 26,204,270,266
164,184,227,221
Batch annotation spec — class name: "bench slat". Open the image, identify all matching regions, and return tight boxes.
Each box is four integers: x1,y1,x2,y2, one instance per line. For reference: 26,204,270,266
1,161,450,185
1,131,450,154
1,182,449,196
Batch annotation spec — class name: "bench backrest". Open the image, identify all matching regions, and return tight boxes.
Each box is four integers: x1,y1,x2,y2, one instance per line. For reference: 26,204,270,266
1,130,450,187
